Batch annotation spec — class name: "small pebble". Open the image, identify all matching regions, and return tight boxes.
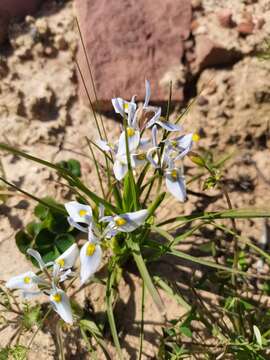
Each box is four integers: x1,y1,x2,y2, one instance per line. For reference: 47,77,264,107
237,21,254,35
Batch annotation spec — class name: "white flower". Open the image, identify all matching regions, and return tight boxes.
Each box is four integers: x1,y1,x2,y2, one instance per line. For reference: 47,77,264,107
164,133,197,160
80,227,102,285
117,97,140,155
165,168,186,202
113,146,148,181
65,201,92,233
55,243,79,270
27,248,49,270
50,288,73,324
102,209,148,238
112,97,137,117
6,271,44,290
146,107,181,132
96,139,117,154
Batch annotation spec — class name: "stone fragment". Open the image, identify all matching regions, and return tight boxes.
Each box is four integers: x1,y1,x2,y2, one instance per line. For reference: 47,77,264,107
217,9,235,28
75,0,192,107
194,35,242,71
237,22,254,35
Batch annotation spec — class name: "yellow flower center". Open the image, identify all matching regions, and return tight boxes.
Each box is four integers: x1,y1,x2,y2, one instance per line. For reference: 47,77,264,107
192,133,200,142
124,103,129,111
79,209,88,217
171,140,178,147
136,153,146,161
171,169,178,180
24,276,31,284
56,258,65,267
115,217,127,227
86,243,96,257
127,127,135,137
52,293,62,303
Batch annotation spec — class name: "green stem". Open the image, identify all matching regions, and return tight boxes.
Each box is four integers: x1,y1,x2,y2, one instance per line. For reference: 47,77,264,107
138,281,145,360
106,268,123,360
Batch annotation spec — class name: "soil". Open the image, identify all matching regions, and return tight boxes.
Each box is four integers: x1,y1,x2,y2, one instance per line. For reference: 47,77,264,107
1,0,270,359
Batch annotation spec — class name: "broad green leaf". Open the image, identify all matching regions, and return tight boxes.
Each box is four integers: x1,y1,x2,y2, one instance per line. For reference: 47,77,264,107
26,221,43,238
42,246,61,263
15,231,32,254
55,234,75,253
35,229,55,252
179,326,192,338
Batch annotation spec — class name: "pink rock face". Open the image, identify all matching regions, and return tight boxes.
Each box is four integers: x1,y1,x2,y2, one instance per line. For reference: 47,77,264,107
0,0,41,18
75,0,192,107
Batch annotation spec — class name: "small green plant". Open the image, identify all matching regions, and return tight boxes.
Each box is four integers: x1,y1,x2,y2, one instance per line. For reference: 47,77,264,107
15,197,78,265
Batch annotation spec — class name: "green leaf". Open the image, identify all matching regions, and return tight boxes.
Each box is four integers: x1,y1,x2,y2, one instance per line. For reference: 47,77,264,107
179,326,192,338
55,233,75,253
15,231,32,254
44,213,69,234
80,319,102,337
26,221,43,238
34,203,49,220
42,247,61,263
253,325,262,347
57,159,81,177
35,229,55,252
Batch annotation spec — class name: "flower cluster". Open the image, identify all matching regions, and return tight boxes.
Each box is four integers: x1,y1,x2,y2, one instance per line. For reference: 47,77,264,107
6,80,198,325
6,202,148,324
98,80,198,202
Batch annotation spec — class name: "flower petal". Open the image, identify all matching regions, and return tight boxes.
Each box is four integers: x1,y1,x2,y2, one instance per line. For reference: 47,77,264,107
80,242,102,284
112,97,125,116
145,107,162,128
113,158,128,181
6,271,42,290
27,249,46,270
144,79,151,108
118,130,140,154
67,217,89,233
156,120,181,132
115,209,148,232
50,289,73,324
55,243,79,270
165,174,186,202
96,139,113,153
65,201,92,225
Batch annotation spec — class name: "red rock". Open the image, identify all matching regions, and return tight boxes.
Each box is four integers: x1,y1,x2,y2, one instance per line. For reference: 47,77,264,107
0,0,42,18
0,10,9,44
75,0,192,107
194,35,242,71
217,9,235,28
0,0,42,44
237,22,254,35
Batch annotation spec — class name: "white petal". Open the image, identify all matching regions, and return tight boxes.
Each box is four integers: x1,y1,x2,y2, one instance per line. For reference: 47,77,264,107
55,243,79,270
98,204,105,219
118,130,140,154
145,107,162,128
112,97,125,116
139,138,151,151
96,139,112,152
165,175,186,202
152,125,158,147
174,133,193,160
27,249,46,270
131,154,147,168
65,201,92,224
50,289,73,324
113,159,128,181
6,271,41,290
80,242,102,284
156,120,181,132
146,147,160,169
115,209,148,232
22,290,42,299
127,101,137,127
144,79,151,108
67,217,89,233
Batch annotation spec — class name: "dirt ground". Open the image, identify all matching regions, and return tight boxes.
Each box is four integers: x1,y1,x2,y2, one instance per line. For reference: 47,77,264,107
1,0,270,359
